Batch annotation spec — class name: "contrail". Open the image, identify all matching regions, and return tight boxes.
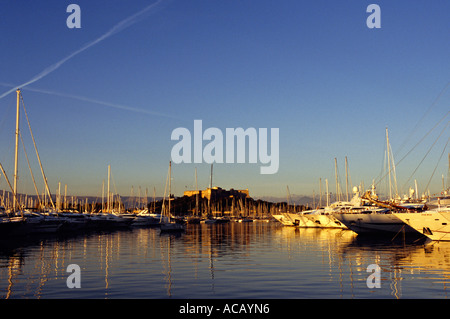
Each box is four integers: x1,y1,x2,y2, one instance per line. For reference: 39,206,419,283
0,83,180,120
0,0,167,99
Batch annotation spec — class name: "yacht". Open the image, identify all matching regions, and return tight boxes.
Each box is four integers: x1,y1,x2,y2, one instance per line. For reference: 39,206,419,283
394,207,450,241
393,194,450,241
332,190,424,236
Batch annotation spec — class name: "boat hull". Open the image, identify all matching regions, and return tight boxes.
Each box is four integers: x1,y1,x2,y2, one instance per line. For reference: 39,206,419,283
333,212,418,235
272,214,295,226
394,210,450,241
284,212,346,229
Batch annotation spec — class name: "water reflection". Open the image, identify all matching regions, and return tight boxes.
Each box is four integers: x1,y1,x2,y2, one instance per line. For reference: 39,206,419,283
1,223,450,298
338,235,450,298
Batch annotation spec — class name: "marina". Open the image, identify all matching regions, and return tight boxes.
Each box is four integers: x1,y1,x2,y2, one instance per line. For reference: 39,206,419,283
0,2,449,304
0,90,449,300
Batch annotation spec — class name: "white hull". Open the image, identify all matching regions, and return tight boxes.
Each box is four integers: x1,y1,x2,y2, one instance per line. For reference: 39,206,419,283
394,209,450,241
285,212,318,227
303,213,346,229
333,211,418,235
272,214,295,226
273,211,346,229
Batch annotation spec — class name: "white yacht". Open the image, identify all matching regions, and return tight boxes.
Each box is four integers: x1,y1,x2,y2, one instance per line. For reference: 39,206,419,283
393,194,450,241
284,208,347,229
332,190,423,236
394,207,450,241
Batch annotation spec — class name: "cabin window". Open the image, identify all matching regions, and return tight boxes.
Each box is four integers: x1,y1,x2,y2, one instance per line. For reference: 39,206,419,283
423,227,433,235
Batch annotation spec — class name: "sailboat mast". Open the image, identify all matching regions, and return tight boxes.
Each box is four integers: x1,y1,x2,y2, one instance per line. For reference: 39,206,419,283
334,158,340,202
195,167,199,216
13,89,20,211
319,178,322,207
386,127,393,200
107,165,111,212
102,180,105,212
153,187,156,213
345,156,349,202
168,161,171,218
208,164,213,216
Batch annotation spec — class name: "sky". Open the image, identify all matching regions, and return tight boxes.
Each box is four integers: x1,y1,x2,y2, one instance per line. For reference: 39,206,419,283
0,0,449,201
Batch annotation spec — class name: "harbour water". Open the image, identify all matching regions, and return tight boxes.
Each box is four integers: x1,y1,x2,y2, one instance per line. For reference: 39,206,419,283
1,221,450,300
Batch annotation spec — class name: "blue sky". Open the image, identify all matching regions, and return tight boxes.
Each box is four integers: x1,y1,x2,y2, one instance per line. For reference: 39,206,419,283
0,0,449,201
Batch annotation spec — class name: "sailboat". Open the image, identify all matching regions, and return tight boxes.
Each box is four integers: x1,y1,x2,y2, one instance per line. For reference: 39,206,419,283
91,165,135,229
0,89,68,235
160,161,185,232
186,168,201,224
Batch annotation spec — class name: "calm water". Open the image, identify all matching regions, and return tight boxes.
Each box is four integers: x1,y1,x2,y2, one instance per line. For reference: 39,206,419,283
1,221,450,299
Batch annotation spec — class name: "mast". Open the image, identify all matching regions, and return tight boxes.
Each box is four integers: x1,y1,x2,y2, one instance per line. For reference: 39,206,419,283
102,180,105,212
107,165,111,213
168,161,171,219
139,186,142,210
414,179,418,200
145,187,148,210
345,156,349,202
208,164,213,216
13,89,20,211
153,187,156,213
319,178,322,207
386,127,393,200
334,158,340,202
57,182,61,211
195,167,199,216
